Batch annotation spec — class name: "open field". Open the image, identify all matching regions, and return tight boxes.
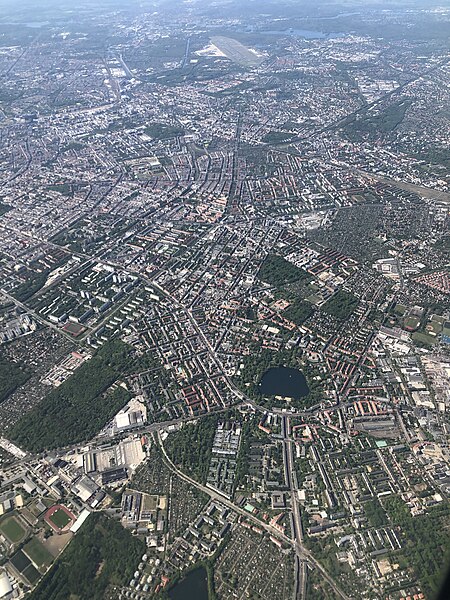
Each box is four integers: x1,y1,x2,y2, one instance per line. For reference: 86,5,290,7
43,532,73,557
412,332,436,346
24,537,54,569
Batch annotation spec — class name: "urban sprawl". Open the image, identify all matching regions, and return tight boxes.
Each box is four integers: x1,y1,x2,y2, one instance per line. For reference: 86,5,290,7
0,2,449,600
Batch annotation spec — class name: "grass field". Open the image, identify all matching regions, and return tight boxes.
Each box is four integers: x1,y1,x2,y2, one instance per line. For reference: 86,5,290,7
9,548,41,583
143,494,158,512
49,509,72,530
10,548,32,574
0,515,26,543
24,537,54,569
394,303,407,316
412,332,436,346
427,320,442,335
403,315,421,331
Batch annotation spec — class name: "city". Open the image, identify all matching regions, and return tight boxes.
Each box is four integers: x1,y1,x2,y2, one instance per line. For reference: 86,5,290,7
0,1,449,599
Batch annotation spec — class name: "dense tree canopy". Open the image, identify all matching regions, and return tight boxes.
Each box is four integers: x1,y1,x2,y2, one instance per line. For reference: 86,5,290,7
165,415,220,484
0,358,30,403
29,513,145,600
384,496,450,598
322,289,358,321
258,254,310,289
9,340,133,451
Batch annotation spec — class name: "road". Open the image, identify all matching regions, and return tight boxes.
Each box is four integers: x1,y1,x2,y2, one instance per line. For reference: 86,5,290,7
155,430,350,600
0,223,351,599
0,274,352,600
0,405,237,473
283,416,307,600
0,286,85,343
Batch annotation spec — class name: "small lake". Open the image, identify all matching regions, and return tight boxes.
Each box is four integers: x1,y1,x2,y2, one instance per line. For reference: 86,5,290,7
1,21,50,28
262,28,327,39
259,367,310,400
169,567,209,600
257,29,345,39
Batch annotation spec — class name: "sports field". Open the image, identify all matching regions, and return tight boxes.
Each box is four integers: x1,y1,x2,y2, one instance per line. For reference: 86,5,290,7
44,505,75,533
24,537,53,568
62,322,86,337
49,508,72,530
9,548,40,584
0,515,26,543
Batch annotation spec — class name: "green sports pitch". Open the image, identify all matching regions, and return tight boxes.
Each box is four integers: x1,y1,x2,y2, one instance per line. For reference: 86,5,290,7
0,515,26,543
49,508,72,530
24,537,53,568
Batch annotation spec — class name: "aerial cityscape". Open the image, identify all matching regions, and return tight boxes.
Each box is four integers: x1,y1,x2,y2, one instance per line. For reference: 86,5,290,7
0,0,449,599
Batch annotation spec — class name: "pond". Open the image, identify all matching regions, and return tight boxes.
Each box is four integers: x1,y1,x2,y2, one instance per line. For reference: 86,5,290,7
257,28,345,39
259,367,310,400
1,21,50,28
169,567,209,600
262,28,327,39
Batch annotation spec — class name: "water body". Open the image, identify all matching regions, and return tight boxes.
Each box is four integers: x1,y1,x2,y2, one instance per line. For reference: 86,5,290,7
315,12,361,20
249,28,346,39
1,21,49,28
169,567,209,600
259,367,310,400
262,28,328,39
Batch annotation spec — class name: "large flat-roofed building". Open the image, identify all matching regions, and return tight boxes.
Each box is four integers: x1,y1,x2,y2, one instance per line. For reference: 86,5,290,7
83,439,145,475
0,570,12,600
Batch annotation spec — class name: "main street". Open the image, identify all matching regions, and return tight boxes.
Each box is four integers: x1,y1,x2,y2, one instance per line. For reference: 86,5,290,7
282,415,308,600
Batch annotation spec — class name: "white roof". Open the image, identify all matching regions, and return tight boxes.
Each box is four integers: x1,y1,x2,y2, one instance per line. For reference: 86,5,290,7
70,508,91,533
116,413,131,428
0,570,12,598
